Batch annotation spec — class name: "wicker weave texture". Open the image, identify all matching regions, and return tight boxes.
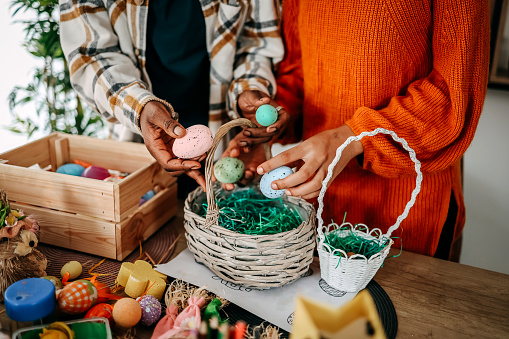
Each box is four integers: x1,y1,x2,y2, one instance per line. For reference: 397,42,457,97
316,129,422,293
183,118,317,289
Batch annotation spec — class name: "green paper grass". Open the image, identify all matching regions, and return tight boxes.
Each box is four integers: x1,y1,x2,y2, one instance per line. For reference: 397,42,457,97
324,225,391,260
199,188,303,235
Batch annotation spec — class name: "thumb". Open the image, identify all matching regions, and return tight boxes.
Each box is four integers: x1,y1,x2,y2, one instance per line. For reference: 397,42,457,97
153,112,186,139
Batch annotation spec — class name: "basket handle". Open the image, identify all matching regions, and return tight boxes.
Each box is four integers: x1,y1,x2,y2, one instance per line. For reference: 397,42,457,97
316,128,422,239
204,118,272,228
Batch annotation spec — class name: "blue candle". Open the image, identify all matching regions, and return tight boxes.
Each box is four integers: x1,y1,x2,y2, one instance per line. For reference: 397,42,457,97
4,278,56,322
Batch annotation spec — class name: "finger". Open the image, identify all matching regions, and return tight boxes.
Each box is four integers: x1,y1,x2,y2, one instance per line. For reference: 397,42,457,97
166,159,202,172
282,173,324,197
149,109,186,139
257,148,303,175
266,109,289,133
300,190,321,200
187,170,206,191
243,128,278,139
271,163,320,191
189,153,207,162
222,183,236,191
237,136,272,148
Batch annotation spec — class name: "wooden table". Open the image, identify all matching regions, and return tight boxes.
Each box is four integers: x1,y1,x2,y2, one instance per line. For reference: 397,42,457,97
2,202,509,338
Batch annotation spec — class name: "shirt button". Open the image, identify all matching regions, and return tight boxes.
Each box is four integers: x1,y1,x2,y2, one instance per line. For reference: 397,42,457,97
134,0,144,5
134,48,140,57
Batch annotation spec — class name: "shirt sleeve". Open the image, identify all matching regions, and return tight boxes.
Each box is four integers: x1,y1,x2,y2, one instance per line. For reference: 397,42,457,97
59,0,174,134
227,0,284,119
273,0,304,144
346,0,490,177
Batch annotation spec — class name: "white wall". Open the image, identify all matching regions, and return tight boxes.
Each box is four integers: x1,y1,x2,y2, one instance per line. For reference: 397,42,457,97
1,2,508,275
0,1,39,152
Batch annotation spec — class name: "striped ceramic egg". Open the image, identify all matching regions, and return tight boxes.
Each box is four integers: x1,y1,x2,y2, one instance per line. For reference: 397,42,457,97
58,280,98,314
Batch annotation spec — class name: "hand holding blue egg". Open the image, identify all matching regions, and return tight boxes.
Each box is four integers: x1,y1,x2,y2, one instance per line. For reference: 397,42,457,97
172,124,214,159
260,166,294,198
255,104,278,127
214,157,245,184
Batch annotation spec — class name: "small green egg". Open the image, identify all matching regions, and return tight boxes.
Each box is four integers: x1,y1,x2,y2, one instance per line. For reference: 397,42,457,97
214,157,245,184
61,260,82,280
42,276,64,290
255,104,278,126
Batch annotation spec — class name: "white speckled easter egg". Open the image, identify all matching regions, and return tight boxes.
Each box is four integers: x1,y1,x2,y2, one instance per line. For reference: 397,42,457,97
213,157,245,184
172,125,214,159
259,166,294,198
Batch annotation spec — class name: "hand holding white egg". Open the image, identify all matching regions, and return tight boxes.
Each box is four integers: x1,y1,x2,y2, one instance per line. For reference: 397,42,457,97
260,166,294,198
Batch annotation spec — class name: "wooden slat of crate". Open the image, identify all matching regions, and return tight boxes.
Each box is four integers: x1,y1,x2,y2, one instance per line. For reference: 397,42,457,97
0,164,116,220
0,133,56,169
116,183,178,260
115,162,176,222
64,133,154,173
10,202,117,259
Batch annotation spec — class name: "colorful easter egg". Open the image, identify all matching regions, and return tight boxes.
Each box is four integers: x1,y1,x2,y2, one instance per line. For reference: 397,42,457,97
85,303,115,327
56,163,85,176
259,166,294,198
172,124,214,159
112,298,142,328
58,280,98,314
81,166,111,180
213,157,245,184
60,261,82,280
256,104,278,126
137,295,162,326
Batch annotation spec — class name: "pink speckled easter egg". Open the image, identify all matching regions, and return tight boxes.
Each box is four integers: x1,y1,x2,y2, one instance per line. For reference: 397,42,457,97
172,125,214,159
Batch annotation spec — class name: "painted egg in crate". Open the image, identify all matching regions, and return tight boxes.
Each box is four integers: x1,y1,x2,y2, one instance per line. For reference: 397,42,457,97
260,166,294,198
58,280,98,314
172,125,214,159
213,157,245,184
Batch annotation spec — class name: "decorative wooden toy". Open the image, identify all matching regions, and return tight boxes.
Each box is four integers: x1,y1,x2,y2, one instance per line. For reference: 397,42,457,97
116,260,167,300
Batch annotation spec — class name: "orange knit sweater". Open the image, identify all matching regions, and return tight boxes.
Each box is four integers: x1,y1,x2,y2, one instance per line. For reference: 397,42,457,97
276,0,489,256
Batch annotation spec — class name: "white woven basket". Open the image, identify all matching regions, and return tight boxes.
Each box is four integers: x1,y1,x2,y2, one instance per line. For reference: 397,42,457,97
183,118,316,289
317,128,422,293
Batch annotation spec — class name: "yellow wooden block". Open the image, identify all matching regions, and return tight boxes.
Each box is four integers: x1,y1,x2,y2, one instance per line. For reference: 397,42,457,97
116,260,167,300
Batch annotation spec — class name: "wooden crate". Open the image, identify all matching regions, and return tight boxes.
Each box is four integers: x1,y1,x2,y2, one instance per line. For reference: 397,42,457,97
0,132,178,260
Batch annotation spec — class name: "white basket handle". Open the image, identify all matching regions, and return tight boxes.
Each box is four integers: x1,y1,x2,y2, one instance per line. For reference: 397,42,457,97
316,128,422,240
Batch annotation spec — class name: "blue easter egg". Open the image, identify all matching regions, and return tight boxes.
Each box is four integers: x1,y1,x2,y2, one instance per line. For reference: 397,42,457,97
142,190,155,200
259,166,294,198
255,104,278,127
214,157,245,184
56,163,85,176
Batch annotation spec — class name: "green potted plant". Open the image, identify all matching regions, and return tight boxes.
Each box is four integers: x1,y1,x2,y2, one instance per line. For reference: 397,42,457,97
7,0,104,138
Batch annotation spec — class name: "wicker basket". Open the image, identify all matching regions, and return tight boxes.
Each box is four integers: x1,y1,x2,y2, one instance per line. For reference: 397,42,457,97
183,118,316,289
317,128,423,293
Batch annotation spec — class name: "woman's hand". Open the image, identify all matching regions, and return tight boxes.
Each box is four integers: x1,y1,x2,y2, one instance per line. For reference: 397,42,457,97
237,90,289,148
215,132,268,190
256,125,363,199
139,101,206,190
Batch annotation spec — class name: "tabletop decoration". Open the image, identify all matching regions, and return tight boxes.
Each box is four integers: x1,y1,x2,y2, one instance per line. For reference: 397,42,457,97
0,190,47,302
316,128,422,293
184,119,316,289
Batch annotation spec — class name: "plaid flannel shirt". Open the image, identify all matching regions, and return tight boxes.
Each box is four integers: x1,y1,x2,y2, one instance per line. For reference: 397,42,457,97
59,0,283,141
